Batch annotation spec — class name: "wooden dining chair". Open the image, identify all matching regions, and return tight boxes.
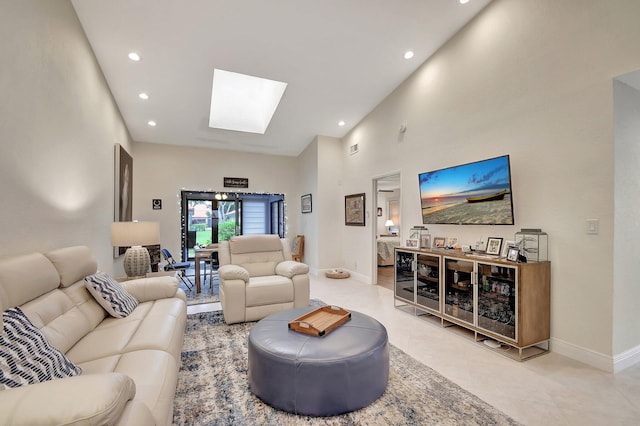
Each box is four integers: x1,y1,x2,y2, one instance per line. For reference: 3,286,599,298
291,235,304,262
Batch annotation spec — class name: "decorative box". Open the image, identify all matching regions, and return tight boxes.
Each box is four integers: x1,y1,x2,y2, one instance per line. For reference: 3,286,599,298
515,228,548,262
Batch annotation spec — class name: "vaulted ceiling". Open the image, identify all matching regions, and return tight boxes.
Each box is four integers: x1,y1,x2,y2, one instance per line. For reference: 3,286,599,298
72,0,491,156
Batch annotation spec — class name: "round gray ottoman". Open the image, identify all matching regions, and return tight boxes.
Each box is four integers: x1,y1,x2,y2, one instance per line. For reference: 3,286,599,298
248,306,389,416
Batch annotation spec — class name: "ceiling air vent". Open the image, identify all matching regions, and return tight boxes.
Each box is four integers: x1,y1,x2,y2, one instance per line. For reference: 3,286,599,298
349,143,359,155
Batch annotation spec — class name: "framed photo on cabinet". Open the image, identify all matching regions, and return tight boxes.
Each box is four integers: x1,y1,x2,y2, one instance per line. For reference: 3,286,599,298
406,239,419,248
486,237,503,255
507,247,520,262
433,237,446,248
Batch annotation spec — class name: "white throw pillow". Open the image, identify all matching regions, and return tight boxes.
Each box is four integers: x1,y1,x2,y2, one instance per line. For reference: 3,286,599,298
85,272,139,318
0,307,82,389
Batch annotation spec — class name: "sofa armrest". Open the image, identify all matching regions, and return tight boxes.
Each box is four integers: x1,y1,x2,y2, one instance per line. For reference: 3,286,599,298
120,276,179,302
0,373,136,426
276,260,309,278
218,264,250,283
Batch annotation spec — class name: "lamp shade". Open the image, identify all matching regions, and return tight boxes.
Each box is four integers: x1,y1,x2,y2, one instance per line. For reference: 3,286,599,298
111,221,159,247
384,219,394,227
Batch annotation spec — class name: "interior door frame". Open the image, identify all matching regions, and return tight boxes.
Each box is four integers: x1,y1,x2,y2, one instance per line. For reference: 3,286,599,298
372,171,401,285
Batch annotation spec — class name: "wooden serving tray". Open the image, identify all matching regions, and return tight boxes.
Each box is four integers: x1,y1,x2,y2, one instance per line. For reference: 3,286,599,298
288,306,351,337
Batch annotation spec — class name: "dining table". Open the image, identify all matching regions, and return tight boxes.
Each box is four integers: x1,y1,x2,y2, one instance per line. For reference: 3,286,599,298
194,245,218,293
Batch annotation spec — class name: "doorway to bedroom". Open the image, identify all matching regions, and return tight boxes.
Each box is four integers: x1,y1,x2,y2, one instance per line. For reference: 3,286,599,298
373,173,401,290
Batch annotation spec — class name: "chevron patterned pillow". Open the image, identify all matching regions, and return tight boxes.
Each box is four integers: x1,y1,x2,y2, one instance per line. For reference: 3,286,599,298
85,272,139,318
0,307,82,389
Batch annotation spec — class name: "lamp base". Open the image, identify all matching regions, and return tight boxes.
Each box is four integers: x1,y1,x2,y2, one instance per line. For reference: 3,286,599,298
123,246,150,278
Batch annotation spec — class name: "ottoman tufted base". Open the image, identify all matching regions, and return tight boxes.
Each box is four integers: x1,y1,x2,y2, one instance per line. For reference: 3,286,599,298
248,306,389,416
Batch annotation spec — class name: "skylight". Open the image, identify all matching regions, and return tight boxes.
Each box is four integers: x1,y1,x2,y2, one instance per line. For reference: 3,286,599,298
209,69,287,134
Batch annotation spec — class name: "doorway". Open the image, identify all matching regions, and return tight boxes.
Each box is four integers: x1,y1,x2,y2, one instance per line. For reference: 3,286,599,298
373,173,401,289
181,190,285,261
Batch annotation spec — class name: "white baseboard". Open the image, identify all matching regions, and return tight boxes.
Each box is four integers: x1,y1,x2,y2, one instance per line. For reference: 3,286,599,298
551,338,640,373
613,344,640,373
344,269,369,284
551,337,614,372
316,268,370,284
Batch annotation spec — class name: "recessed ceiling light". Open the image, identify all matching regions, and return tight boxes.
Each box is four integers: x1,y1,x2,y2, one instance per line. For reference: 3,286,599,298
459,0,470,4
147,120,156,127
404,51,415,60
138,93,149,100
338,121,346,126
128,52,141,61
209,69,287,134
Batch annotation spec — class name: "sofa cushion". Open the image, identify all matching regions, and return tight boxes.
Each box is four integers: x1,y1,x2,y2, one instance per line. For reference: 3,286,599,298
0,253,60,312
21,289,95,354
0,307,81,389
66,298,186,365
44,246,98,288
228,234,284,254
245,275,294,307
0,373,138,426
85,272,139,318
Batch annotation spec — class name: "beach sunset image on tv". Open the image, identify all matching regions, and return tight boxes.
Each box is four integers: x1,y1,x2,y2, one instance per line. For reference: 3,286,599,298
419,155,515,225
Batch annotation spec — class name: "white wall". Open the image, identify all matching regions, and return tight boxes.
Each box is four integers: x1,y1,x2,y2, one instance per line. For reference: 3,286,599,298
131,142,300,265
316,136,343,270
297,138,319,269
296,135,343,273
613,78,640,364
0,0,131,271
339,0,640,369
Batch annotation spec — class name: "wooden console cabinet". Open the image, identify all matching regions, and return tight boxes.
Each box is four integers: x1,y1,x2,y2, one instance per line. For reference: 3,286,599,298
394,247,550,360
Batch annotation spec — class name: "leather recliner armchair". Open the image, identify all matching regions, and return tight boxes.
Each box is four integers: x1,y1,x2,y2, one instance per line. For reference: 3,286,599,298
218,234,310,324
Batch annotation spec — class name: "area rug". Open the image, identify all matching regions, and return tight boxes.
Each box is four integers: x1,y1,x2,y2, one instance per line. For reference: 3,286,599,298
172,310,520,426
179,277,219,306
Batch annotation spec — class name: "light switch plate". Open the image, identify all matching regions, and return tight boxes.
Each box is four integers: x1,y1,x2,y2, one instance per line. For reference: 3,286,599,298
587,219,599,235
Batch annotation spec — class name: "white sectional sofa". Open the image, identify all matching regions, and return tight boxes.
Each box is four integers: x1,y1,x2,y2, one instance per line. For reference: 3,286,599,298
0,246,187,425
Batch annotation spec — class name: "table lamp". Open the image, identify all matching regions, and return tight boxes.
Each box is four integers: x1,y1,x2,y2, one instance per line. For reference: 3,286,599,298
385,219,394,233
111,221,159,278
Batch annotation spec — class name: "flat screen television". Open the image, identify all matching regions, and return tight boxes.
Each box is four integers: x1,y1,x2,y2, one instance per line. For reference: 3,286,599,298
418,155,514,225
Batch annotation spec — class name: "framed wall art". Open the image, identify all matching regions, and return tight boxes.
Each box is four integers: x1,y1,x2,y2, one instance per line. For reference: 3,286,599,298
115,143,133,223
114,144,133,256
301,194,312,213
345,193,365,226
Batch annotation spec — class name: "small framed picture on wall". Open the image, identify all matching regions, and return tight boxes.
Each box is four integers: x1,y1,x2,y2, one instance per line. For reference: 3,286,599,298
345,193,366,226
301,194,312,213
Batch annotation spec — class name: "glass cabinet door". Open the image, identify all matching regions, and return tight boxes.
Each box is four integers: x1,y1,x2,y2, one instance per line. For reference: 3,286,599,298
443,257,474,325
477,263,516,340
416,254,440,312
395,250,415,302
